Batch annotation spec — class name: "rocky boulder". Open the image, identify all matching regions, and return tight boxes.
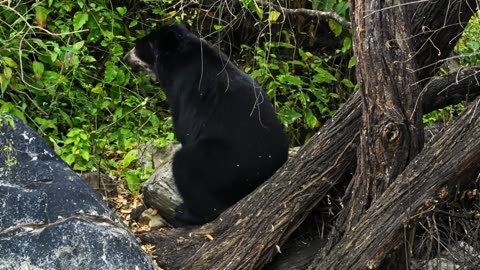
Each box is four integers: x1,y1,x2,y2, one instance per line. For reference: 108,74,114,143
0,114,155,270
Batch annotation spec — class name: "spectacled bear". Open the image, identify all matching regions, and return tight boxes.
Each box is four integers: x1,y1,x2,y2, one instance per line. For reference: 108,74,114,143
124,24,288,225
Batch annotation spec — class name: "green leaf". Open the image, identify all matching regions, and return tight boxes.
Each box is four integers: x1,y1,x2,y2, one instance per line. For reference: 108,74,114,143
43,71,64,82
104,63,118,83
59,110,73,127
240,0,263,19
279,109,302,125
123,149,139,168
3,67,13,80
276,42,295,49
79,132,88,140
73,11,89,31
0,74,10,93
72,40,85,51
348,56,356,68
298,91,310,108
80,149,90,161
341,78,355,88
277,74,305,87
328,20,342,37
32,61,44,79
116,7,127,16
129,20,138,28
34,117,57,130
50,52,58,63
304,109,318,129
67,128,82,137
76,0,85,8
268,10,281,22
125,173,141,194
290,60,306,67
313,68,337,83
64,154,75,165
2,56,17,68
73,163,88,171
342,37,352,53
149,114,160,129
335,2,350,16
91,83,103,94
1,102,26,122
35,6,48,28
64,137,76,145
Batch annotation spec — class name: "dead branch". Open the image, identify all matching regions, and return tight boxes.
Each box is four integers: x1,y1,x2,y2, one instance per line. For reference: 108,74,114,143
138,67,480,269
254,0,351,28
313,98,480,269
422,68,480,113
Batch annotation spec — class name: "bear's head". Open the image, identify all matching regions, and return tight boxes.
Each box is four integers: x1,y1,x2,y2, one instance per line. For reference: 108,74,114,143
124,23,193,80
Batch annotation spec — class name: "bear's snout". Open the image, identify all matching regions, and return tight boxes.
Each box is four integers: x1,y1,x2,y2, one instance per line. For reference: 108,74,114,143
124,48,151,72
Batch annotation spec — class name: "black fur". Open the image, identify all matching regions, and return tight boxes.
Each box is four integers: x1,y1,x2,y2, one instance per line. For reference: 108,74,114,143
125,24,288,225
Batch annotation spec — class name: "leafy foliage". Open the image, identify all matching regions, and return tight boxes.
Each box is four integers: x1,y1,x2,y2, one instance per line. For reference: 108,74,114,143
1,0,474,192
455,11,480,67
244,40,355,144
423,12,479,127
0,0,173,193
235,0,356,144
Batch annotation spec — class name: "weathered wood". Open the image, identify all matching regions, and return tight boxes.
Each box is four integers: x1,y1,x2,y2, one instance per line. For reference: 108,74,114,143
335,0,424,234
140,90,362,270
422,68,480,113
313,98,480,269
138,1,478,269
410,0,476,81
139,70,480,269
264,238,326,270
260,69,480,270
309,0,478,268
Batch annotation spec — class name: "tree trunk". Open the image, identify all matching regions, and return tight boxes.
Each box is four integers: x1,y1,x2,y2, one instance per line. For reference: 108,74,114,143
138,1,479,269
311,0,477,268
334,0,424,235
139,74,480,270
141,89,362,270
312,98,480,269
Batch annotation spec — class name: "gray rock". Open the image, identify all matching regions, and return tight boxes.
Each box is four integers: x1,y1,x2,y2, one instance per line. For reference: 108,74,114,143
141,144,182,225
137,141,180,171
0,114,155,270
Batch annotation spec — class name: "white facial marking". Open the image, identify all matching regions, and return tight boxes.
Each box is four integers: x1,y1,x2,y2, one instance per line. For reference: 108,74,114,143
124,48,157,79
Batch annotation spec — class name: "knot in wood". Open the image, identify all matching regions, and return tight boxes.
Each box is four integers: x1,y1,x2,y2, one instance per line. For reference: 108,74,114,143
385,40,401,59
383,122,399,143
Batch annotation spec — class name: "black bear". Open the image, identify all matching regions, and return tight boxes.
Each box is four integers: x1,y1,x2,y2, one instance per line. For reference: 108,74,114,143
124,24,288,225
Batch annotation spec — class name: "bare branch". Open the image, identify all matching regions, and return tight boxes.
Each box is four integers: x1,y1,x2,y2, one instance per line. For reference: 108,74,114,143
422,68,480,113
254,0,351,28
314,98,480,269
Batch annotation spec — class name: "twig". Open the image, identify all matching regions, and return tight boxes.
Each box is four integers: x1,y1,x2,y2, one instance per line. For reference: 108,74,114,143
9,87,48,116
254,0,351,28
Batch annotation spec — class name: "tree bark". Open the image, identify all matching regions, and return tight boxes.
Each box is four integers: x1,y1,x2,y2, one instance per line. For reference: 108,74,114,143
141,90,362,270
422,68,480,113
410,0,477,81
309,0,478,268
139,70,480,269
313,98,480,269
138,1,479,269
310,0,477,268
334,0,424,235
